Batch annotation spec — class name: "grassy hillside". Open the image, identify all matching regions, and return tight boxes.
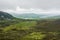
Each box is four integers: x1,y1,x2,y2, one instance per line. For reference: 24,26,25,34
0,11,60,40
0,18,60,40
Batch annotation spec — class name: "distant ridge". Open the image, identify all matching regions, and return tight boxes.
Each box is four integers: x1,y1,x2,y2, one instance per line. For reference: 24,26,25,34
10,13,46,19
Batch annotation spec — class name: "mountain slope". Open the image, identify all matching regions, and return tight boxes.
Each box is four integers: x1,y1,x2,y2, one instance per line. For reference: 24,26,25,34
0,11,14,20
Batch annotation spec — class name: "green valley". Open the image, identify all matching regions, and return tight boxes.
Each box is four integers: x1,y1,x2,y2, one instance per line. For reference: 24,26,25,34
0,11,60,40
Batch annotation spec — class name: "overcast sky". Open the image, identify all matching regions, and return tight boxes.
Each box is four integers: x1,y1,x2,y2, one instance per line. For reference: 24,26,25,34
0,0,60,15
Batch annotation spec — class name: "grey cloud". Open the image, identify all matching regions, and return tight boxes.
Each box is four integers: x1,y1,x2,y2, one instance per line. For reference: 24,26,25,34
0,0,60,10
0,0,18,10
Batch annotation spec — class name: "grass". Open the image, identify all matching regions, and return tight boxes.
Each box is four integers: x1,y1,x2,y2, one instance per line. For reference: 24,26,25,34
22,32,46,40
1,19,60,40
3,21,37,32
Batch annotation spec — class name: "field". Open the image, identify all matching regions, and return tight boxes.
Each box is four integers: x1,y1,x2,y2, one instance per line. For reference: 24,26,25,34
0,19,60,40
